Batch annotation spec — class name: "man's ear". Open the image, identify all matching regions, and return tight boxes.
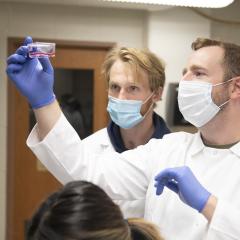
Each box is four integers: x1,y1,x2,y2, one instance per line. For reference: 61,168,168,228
153,87,163,102
231,77,240,99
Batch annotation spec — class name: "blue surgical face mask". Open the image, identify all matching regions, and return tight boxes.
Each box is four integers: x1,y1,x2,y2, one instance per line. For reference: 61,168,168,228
107,93,154,129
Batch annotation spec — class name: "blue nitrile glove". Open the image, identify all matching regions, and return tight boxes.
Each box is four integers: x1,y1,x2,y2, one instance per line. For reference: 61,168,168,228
6,36,55,109
154,166,211,212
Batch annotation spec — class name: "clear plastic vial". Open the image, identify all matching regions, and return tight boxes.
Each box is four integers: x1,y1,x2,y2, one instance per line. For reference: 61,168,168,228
27,42,56,58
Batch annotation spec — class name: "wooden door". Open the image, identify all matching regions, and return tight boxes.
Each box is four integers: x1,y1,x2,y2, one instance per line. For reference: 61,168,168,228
7,38,115,240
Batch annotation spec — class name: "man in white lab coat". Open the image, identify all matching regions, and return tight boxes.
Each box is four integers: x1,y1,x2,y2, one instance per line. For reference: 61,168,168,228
6,37,240,239
81,46,170,217
7,37,170,218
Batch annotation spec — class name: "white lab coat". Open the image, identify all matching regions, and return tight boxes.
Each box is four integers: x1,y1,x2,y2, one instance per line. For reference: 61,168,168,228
73,127,145,218
27,114,240,240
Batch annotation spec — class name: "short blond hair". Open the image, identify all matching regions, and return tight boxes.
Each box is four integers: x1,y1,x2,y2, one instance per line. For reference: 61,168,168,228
102,47,165,91
128,218,164,240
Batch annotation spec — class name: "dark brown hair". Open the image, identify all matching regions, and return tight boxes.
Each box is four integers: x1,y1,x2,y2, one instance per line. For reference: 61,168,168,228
192,38,240,81
27,181,164,240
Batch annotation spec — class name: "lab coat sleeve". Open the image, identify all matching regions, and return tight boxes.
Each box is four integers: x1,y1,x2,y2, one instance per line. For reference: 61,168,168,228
27,113,154,201
206,199,240,240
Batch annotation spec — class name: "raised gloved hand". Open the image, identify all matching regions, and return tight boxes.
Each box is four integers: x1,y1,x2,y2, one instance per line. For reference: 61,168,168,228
6,36,55,109
154,166,211,212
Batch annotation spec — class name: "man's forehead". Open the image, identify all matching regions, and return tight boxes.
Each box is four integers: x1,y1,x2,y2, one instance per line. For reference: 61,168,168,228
193,45,223,58
110,69,149,86
186,46,224,68
110,76,150,86
109,78,138,84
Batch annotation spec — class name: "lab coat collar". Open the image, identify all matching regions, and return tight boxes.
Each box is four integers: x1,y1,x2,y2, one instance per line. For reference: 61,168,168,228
190,131,240,157
190,131,205,156
229,141,240,157
100,137,111,147
106,113,171,153
99,130,112,147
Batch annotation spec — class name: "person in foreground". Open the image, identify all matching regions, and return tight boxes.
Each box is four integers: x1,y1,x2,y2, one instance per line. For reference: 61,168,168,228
27,180,164,240
7,37,240,239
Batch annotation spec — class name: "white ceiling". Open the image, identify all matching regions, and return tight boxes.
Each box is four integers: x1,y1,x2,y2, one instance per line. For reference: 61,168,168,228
0,0,173,11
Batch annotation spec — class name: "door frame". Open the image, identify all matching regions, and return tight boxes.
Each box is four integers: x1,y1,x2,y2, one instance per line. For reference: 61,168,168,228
7,37,115,240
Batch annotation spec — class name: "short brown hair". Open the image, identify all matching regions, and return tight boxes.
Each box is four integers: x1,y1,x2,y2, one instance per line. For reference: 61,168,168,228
192,38,240,81
102,47,165,91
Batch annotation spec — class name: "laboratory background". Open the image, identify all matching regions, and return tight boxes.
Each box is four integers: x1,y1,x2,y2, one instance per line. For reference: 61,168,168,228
1,0,240,239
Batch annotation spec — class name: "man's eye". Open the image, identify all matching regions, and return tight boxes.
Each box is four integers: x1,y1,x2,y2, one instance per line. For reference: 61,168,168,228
109,84,119,90
129,86,138,91
195,69,207,76
195,72,204,77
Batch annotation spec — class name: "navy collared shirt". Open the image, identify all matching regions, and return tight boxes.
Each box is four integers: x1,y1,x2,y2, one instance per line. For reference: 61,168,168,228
107,112,171,153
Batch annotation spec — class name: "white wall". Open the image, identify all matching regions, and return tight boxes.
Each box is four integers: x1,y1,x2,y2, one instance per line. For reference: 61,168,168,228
210,0,240,44
147,7,211,118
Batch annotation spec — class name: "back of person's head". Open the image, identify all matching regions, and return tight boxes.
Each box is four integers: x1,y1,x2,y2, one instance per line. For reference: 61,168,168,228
27,181,129,240
192,38,240,81
27,181,164,240
102,47,166,92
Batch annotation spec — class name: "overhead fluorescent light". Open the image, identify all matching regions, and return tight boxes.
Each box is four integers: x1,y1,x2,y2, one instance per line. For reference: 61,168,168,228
102,0,234,8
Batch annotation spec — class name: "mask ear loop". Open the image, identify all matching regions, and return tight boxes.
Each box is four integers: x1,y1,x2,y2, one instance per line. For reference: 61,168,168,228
142,92,154,105
213,78,234,109
141,92,155,118
218,99,231,108
212,78,234,87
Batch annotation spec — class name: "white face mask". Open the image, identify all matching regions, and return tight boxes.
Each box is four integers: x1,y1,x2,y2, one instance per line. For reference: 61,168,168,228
177,79,232,128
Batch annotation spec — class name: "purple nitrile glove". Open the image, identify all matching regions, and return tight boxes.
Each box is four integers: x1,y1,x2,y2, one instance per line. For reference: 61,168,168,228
6,36,55,109
154,166,211,212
